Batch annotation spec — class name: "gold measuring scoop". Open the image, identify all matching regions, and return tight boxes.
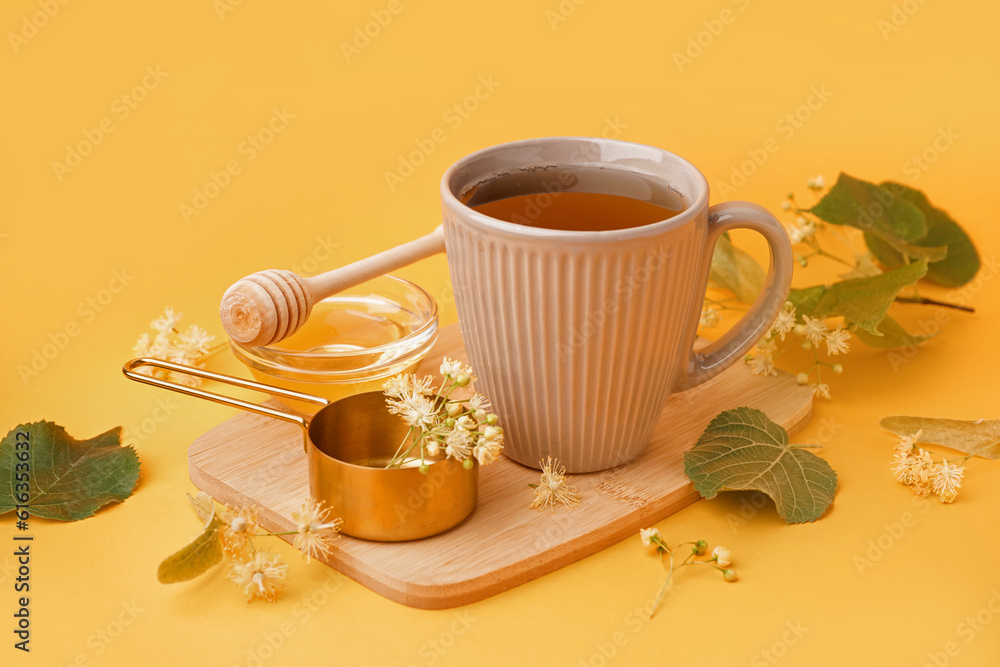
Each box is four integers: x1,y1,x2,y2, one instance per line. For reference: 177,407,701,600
122,357,478,541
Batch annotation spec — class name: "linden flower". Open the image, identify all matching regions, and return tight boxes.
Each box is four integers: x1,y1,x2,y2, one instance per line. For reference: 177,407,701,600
748,354,776,377
291,497,342,563
798,315,829,346
806,174,825,190
444,428,472,460
382,374,434,400
133,308,216,387
700,307,722,329
468,393,490,418
440,357,464,377
712,546,732,568
473,438,502,465
228,551,288,603
812,383,831,400
388,393,438,430
908,449,936,497
178,324,214,357
151,307,182,335
771,305,797,341
890,451,917,485
931,460,964,504
218,506,259,556
384,365,501,470
747,338,777,377
426,439,441,457
530,457,581,510
894,430,923,455
787,217,816,244
639,527,662,549
825,327,851,355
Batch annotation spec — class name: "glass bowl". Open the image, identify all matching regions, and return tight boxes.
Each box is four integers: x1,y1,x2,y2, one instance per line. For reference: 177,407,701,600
229,275,439,414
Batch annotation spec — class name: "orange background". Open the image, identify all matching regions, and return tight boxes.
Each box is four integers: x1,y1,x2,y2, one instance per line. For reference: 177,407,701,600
2,0,999,665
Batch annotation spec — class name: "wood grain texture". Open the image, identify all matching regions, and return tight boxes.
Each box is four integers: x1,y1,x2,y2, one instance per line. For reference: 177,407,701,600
188,323,813,609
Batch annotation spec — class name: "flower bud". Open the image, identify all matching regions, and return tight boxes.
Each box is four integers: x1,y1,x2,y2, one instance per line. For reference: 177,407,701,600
723,569,738,582
796,372,809,385
419,463,430,474
462,458,474,469
455,374,471,387
444,417,456,428
486,413,498,425
832,364,843,374
801,340,812,350
446,403,463,417
693,540,708,555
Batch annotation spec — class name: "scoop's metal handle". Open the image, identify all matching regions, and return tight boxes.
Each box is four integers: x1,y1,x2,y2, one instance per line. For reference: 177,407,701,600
122,357,329,434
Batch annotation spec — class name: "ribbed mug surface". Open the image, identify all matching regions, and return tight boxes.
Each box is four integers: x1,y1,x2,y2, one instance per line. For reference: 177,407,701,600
440,138,791,472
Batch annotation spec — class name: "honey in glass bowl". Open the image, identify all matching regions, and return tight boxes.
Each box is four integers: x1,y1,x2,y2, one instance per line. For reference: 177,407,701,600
229,275,438,414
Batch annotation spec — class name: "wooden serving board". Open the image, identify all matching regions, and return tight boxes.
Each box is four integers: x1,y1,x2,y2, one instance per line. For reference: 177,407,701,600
188,323,812,609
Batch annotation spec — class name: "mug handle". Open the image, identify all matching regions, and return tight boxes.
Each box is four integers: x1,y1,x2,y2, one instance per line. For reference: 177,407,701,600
675,201,794,392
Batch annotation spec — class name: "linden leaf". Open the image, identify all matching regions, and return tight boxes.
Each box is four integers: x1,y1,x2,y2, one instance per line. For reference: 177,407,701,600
683,407,838,524
880,416,1000,460
809,173,927,242
158,514,224,584
864,182,981,287
709,233,765,303
787,259,927,335
0,421,140,521
851,315,932,349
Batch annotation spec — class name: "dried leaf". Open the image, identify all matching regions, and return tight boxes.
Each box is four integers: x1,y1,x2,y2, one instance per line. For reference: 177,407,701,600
880,416,1000,460
0,422,140,521
709,233,765,304
158,514,224,584
683,408,838,523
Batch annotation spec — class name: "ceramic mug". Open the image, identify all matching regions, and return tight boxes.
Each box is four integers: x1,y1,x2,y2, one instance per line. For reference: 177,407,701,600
440,137,793,473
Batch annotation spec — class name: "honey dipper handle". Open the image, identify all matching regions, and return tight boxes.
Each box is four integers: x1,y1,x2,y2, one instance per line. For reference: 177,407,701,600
303,225,446,300
221,225,447,348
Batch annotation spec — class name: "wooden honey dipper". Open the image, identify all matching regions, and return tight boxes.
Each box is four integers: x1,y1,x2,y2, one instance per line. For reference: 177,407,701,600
221,225,446,348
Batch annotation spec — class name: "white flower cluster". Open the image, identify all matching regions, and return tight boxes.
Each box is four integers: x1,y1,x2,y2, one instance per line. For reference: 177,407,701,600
890,430,965,503
133,307,215,387
383,358,502,470
744,302,850,400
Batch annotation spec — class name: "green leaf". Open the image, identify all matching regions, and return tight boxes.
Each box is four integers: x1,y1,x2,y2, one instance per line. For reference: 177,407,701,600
810,173,926,242
787,260,927,335
866,234,948,264
683,408,838,523
880,416,1000,460
158,514,224,584
865,182,981,287
709,233,765,303
851,315,931,349
0,422,140,521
